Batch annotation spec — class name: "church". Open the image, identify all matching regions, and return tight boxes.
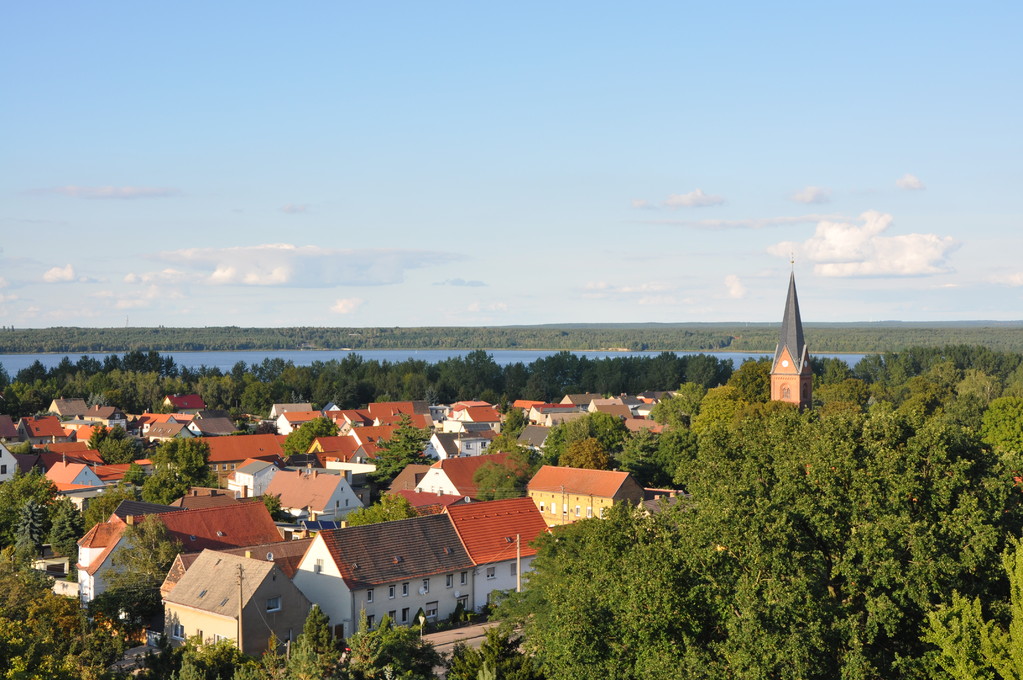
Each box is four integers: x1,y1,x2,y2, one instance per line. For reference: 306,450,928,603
770,272,812,409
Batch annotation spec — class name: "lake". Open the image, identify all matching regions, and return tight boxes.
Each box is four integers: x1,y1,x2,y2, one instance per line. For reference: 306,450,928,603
0,349,868,376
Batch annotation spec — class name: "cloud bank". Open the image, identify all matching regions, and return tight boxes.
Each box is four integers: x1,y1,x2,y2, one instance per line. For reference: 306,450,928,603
769,211,957,277
664,189,725,208
896,174,926,191
137,243,459,288
790,186,831,204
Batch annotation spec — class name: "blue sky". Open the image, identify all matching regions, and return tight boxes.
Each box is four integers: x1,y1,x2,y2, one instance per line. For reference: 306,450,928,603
3,2,1020,328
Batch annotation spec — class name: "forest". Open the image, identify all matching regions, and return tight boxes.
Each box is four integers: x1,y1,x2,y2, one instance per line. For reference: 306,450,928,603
5,343,1023,678
3,321,1023,354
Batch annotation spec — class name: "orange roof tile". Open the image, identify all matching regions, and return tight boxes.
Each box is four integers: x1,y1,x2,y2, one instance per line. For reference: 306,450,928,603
280,410,324,423
199,434,284,463
158,503,283,551
445,498,550,565
21,416,67,438
426,453,520,498
266,469,349,513
527,465,637,498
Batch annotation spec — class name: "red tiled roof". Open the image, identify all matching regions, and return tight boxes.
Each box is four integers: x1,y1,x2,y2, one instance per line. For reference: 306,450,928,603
0,415,17,439
200,434,284,463
527,465,636,498
460,406,501,423
21,416,67,438
327,409,374,426
318,514,473,589
78,521,128,575
266,469,348,513
37,449,104,468
445,498,550,565
512,400,545,411
73,424,101,442
280,410,324,424
46,461,95,485
165,394,206,410
310,436,361,459
391,489,466,509
374,413,433,429
215,537,315,578
348,425,400,447
90,464,133,483
158,503,283,551
425,452,518,498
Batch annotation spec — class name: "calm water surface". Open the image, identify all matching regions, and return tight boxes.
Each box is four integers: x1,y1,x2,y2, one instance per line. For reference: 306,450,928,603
0,349,868,376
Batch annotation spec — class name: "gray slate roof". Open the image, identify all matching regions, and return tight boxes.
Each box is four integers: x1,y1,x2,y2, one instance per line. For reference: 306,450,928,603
774,271,809,372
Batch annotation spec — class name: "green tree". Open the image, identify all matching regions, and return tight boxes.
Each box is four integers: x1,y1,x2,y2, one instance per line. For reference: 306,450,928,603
283,417,339,457
15,499,49,557
344,494,419,527
123,461,147,486
558,437,610,470
725,357,772,403
0,469,58,547
650,382,705,428
926,538,1023,679
88,424,142,464
346,611,441,680
473,448,537,500
286,605,341,679
446,628,543,680
142,438,217,505
982,396,1023,455
47,499,84,569
501,406,528,439
369,415,431,485
84,482,140,530
95,517,182,635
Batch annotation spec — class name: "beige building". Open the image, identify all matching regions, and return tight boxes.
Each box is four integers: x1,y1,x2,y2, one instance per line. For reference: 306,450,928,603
527,465,645,527
163,550,310,656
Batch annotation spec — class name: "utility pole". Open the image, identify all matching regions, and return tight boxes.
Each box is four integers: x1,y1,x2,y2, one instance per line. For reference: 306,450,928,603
237,564,244,652
516,533,521,592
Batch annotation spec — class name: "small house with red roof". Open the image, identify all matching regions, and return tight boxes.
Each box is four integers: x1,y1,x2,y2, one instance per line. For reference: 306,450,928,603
226,458,281,498
527,465,645,527
162,394,206,414
18,416,72,445
45,461,104,490
414,452,519,500
265,468,363,521
0,415,18,442
292,514,475,637
445,498,550,610
275,410,324,436
201,434,285,484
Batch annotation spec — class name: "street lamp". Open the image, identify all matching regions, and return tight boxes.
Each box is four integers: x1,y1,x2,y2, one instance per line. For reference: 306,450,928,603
418,613,426,640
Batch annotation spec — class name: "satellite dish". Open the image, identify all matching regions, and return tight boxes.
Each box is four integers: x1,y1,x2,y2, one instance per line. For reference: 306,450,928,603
418,587,427,595
266,552,274,561
454,591,461,598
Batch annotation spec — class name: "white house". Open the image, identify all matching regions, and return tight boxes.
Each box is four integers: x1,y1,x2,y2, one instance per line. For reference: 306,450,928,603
0,443,16,483
264,469,363,521
292,514,475,639
226,458,280,498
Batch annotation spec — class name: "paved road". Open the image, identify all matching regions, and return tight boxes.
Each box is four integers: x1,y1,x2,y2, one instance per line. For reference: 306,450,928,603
425,621,501,677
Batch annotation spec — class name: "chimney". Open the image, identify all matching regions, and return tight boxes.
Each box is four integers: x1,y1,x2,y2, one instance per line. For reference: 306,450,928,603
245,550,252,559
312,470,317,478
125,515,135,526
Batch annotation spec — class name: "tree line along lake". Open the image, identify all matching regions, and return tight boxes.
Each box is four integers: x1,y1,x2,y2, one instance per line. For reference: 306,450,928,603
0,348,869,377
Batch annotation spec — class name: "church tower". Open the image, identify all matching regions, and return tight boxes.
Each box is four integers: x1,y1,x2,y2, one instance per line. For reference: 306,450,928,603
770,272,812,409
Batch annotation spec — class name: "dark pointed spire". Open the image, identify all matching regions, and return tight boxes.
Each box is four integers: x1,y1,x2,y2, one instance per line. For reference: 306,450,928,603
774,271,807,372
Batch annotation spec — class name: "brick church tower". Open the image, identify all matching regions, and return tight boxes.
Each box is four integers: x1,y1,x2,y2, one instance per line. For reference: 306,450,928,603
770,272,812,409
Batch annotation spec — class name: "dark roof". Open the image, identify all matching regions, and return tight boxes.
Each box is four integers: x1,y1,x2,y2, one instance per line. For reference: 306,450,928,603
774,271,809,372
319,514,473,589
387,464,432,493
112,500,184,521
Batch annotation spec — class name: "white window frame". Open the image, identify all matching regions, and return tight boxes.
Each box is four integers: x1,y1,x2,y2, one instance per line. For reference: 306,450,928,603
266,596,281,612
486,566,496,580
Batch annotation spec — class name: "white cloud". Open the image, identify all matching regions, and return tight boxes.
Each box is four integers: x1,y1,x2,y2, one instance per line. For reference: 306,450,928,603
147,243,460,287
990,272,1023,287
281,204,309,214
664,189,725,208
896,174,926,191
467,301,509,313
124,268,189,285
43,264,75,282
435,278,486,287
583,281,676,305
0,293,17,303
724,275,747,299
42,186,182,199
331,298,364,314
790,186,831,204
768,210,957,277
0,276,8,288
647,213,842,230
631,199,653,209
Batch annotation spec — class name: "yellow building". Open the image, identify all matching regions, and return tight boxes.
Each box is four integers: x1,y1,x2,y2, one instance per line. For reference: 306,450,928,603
527,466,645,527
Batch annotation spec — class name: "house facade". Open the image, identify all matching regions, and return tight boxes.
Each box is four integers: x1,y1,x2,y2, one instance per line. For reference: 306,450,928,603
265,468,363,521
292,514,475,638
163,550,310,655
527,466,645,527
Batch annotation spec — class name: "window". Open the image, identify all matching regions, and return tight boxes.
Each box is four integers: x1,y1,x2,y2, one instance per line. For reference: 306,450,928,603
388,610,396,621
549,504,556,515
445,574,453,588
538,502,544,513
422,579,430,594
401,607,409,623
171,623,185,640
388,585,395,599
575,505,581,517
600,507,606,518
366,614,375,628
457,595,469,610
586,506,593,518
402,582,409,597
459,571,467,585
486,567,496,580
266,596,281,612
366,589,374,603
314,558,323,574
510,563,517,576
0,465,6,475
425,601,438,619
